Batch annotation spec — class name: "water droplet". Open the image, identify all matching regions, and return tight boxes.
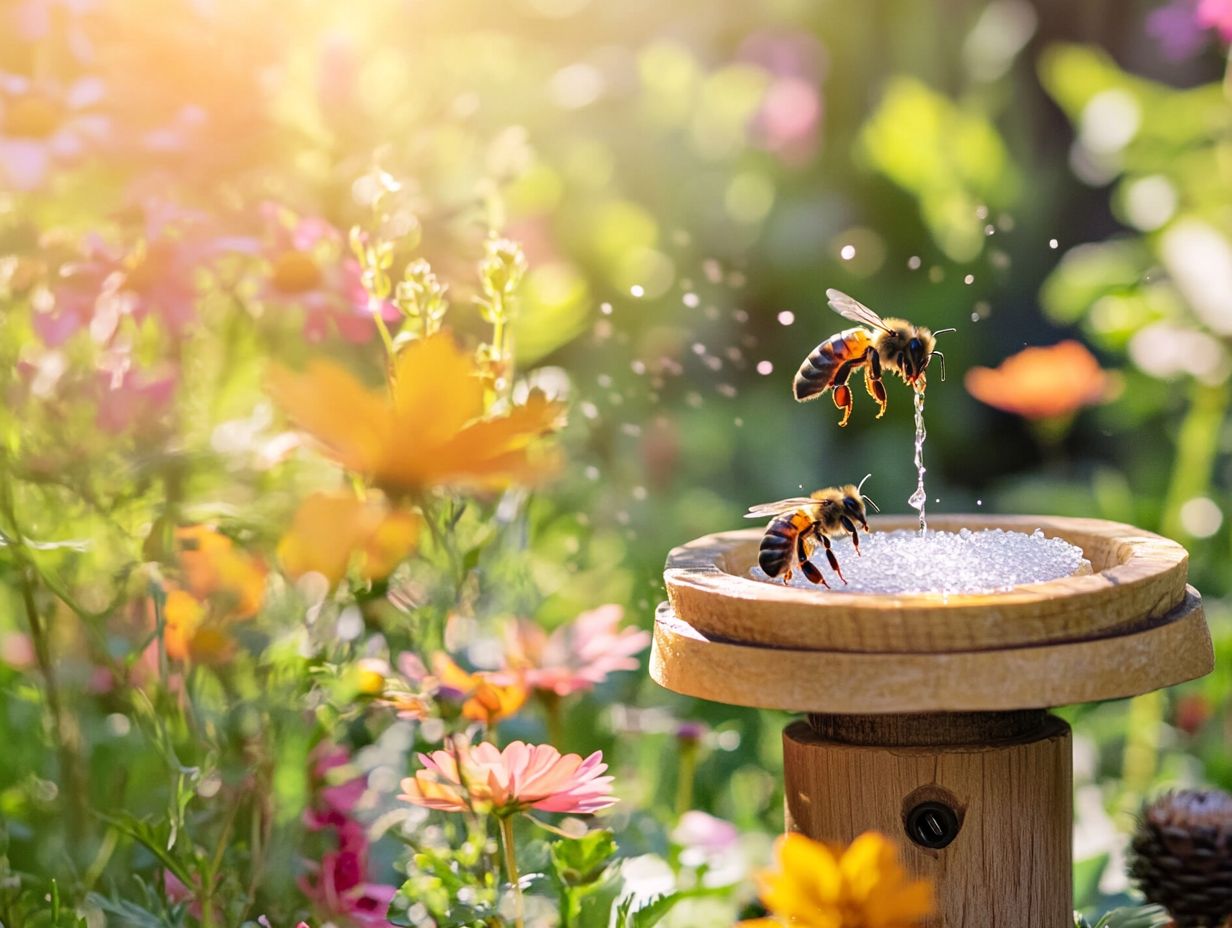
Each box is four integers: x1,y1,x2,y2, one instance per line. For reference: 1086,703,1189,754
977,499,983,507
630,284,645,297
1048,238,1059,250
600,302,613,315
840,244,856,260
970,312,980,322
975,204,989,219
682,292,700,308
907,256,922,270
964,274,975,285
777,310,795,326
756,360,774,375
691,342,706,356
984,224,996,236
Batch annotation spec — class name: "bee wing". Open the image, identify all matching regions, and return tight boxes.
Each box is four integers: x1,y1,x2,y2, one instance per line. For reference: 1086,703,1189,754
745,497,817,518
826,289,891,332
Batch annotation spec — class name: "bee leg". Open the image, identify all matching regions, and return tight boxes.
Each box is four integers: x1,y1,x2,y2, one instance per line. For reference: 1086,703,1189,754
832,385,853,427
830,357,862,427
839,517,861,556
863,348,888,418
820,534,847,584
797,530,829,587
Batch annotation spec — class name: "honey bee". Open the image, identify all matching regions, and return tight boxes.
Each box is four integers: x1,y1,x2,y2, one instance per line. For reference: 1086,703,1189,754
745,478,877,587
793,289,955,427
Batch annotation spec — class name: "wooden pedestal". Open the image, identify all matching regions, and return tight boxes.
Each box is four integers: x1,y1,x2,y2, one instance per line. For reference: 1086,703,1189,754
649,516,1216,923
783,713,1072,928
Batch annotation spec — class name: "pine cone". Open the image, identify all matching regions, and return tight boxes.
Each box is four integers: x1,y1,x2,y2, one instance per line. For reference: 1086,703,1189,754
1128,789,1232,928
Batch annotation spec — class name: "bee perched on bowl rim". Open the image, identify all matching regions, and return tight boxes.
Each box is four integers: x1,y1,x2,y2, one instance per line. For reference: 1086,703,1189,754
745,478,877,587
792,289,955,427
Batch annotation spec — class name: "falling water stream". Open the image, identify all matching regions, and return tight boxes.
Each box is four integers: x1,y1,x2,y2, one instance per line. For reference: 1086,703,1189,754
907,388,927,534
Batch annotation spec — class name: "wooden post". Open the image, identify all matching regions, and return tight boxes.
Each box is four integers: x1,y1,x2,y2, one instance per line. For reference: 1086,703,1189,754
783,712,1073,928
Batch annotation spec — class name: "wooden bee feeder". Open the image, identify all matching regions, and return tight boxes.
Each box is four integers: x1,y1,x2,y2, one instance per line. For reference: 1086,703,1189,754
650,514,1214,927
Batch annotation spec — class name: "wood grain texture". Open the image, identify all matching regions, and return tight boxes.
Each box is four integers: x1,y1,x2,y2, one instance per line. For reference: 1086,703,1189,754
783,717,1072,928
649,588,1213,713
665,515,1189,652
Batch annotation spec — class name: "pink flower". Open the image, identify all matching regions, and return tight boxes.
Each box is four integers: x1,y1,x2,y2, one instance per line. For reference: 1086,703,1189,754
257,203,397,344
497,604,650,697
672,811,740,857
0,73,107,189
740,31,826,165
400,738,617,818
305,743,366,831
1198,0,1232,40
93,366,177,435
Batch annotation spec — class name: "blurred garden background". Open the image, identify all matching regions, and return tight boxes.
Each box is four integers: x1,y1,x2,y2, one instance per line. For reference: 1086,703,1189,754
1,0,1230,924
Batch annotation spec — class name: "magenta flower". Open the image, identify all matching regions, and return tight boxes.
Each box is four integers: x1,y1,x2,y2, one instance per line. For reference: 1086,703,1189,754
400,738,617,818
0,74,106,190
257,203,397,344
300,744,397,928
497,604,650,697
1198,0,1232,40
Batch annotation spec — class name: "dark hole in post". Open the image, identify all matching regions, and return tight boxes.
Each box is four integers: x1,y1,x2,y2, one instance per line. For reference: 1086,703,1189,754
905,801,960,850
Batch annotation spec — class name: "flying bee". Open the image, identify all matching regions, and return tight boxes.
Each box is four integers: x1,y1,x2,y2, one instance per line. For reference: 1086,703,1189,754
793,289,955,427
745,478,877,587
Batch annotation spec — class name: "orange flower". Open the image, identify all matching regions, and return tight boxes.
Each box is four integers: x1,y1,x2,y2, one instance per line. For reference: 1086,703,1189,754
157,526,268,665
432,653,527,725
175,525,267,618
741,832,935,928
399,737,617,817
278,491,418,586
964,340,1108,420
267,331,564,493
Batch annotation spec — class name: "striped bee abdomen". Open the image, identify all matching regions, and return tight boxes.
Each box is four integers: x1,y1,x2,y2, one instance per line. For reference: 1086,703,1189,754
758,511,812,577
792,327,872,402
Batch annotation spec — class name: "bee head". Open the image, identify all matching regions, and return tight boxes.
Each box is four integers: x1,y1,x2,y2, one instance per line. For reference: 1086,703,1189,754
840,490,870,531
902,335,931,383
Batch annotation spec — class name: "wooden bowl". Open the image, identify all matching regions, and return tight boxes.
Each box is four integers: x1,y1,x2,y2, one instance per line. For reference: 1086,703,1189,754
650,587,1213,713
665,514,1189,653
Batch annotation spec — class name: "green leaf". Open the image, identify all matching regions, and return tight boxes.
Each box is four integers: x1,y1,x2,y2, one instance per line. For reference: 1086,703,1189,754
616,886,729,928
550,829,618,888
1072,852,1109,910
1093,905,1172,928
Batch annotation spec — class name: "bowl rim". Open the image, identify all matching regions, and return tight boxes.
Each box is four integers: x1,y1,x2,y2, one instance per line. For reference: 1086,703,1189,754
664,513,1189,653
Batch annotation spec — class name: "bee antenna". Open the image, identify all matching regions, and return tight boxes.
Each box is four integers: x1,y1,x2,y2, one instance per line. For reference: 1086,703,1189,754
932,350,947,382
856,473,873,494
862,495,881,513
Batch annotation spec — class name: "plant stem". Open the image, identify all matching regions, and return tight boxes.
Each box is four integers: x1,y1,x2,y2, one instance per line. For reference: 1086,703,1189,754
12,546,89,850
1160,382,1228,540
675,740,698,817
540,691,564,748
498,815,525,928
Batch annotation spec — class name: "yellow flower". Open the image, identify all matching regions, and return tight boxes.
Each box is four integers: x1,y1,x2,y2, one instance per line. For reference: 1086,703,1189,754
267,331,564,493
278,490,418,586
742,832,935,928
